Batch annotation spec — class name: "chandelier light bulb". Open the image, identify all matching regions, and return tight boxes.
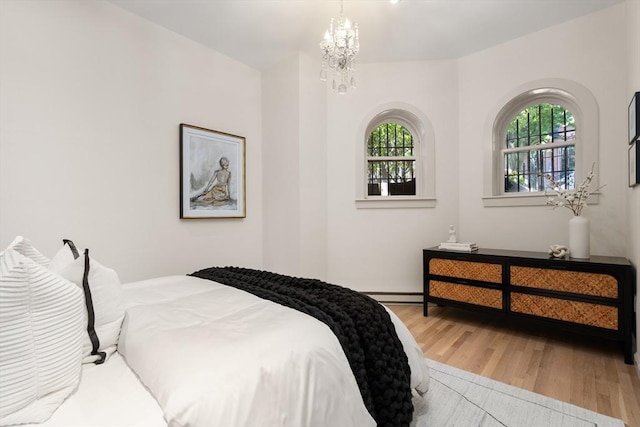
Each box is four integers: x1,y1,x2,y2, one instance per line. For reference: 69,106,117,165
319,68,327,82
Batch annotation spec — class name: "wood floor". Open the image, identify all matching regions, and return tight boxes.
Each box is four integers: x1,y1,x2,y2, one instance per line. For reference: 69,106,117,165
387,304,640,427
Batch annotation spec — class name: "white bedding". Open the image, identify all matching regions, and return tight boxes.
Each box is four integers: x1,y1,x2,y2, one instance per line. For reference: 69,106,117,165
118,275,429,427
119,275,376,427
18,274,427,427
22,352,166,427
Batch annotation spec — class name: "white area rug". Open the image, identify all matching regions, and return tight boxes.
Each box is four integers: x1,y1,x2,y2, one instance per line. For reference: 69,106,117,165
412,359,624,427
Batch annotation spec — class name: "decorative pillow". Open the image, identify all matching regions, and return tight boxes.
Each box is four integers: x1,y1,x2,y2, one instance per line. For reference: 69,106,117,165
50,241,125,364
6,236,50,267
48,239,80,272
0,248,84,425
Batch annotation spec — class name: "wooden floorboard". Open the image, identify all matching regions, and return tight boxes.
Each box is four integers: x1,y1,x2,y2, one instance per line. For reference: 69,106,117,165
387,304,640,427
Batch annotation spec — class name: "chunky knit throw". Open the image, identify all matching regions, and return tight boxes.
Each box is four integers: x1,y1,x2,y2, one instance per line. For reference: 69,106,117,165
190,266,414,427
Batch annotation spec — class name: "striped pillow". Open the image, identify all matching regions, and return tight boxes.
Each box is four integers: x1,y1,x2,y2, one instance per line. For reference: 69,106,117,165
6,236,50,267
0,248,84,425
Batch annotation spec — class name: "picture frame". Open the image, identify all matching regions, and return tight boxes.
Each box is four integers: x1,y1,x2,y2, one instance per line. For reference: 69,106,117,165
630,141,639,187
180,124,246,218
629,91,639,144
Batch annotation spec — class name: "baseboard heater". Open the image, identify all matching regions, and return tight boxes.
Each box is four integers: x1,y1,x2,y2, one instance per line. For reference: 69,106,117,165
364,291,423,304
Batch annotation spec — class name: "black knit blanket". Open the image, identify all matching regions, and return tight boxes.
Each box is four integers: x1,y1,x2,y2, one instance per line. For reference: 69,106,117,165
189,266,413,427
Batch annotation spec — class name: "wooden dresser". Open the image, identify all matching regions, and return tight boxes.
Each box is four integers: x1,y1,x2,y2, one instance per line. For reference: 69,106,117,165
423,247,636,364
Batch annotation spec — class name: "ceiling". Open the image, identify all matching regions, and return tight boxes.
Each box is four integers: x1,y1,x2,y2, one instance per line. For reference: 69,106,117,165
108,0,623,71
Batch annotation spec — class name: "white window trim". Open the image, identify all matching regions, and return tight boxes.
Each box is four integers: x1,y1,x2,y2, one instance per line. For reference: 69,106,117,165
356,102,436,209
482,78,599,208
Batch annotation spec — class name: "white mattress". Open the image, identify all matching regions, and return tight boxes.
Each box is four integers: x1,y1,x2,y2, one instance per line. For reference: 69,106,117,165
22,352,166,427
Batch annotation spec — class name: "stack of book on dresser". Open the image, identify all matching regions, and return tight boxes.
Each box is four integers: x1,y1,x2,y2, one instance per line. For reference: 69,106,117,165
438,242,479,252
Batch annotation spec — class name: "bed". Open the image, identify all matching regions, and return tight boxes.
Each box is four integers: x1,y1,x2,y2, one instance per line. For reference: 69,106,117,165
20,352,166,427
1,238,429,427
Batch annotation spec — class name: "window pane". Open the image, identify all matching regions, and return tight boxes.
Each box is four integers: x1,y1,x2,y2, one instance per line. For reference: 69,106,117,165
367,160,416,196
367,133,376,156
367,160,386,195
542,145,575,190
504,151,537,192
505,152,525,192
505,146,576,193
506,103,575,148
367,123,414,158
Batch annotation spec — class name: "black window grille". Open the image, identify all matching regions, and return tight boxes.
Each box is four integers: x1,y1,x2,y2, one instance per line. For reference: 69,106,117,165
504,104,576,193
367,123,416,196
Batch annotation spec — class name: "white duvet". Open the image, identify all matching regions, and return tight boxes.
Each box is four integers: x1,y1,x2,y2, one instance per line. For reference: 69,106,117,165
119,275,428,427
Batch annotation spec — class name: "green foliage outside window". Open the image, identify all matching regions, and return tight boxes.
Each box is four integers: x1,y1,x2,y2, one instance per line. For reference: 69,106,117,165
506,103,575,148
504,104,576,193
367,123,414,157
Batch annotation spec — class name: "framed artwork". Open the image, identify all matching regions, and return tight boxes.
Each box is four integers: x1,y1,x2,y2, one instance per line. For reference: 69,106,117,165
629,91,639,144
630,141,639,187
180,124,246,218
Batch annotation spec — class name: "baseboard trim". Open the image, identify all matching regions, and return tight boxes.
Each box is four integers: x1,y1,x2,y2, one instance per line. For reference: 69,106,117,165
635,352,640,379
364,291,423,304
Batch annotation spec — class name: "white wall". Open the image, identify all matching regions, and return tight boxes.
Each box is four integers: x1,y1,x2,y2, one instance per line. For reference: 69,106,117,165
261,52,328,279
261,55,302,276
458,4,629,256
625,0,640,369
298,53,329,280
0,0,263,282
326,60,460,293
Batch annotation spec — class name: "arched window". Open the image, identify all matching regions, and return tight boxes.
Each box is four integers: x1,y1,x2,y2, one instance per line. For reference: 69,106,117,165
483,80,599,207
503,103,576,193
356,105,435,208
367,123,416,196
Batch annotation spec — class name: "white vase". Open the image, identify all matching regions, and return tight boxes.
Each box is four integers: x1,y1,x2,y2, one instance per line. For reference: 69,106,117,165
569,216,590,259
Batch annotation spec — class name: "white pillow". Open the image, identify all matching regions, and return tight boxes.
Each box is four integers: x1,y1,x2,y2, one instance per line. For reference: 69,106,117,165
50,243,125,364
6,236,50,267
48,239,79,273
0,248,84,425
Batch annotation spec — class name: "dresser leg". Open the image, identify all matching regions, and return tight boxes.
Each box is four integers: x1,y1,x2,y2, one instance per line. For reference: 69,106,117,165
624,339,634,365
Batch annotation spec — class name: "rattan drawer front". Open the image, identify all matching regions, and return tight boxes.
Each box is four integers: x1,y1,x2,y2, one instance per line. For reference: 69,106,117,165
429,259,502,283
510,266,617,298
429,281,502,309
511,293,618,330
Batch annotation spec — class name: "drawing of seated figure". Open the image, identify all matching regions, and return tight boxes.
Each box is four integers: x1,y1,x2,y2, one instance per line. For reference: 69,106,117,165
191,157,231,205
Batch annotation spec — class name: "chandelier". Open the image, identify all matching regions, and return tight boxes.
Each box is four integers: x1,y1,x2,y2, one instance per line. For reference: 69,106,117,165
319,0,359,94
